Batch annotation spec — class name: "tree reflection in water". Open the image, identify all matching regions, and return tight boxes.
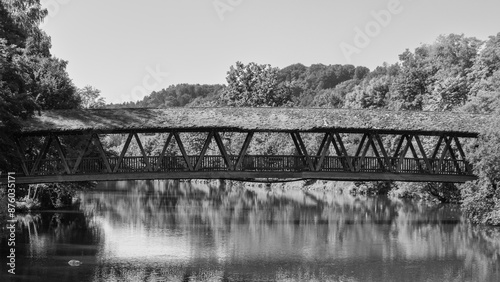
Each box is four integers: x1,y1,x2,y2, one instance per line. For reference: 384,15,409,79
1,210,102,281
3,180,500,282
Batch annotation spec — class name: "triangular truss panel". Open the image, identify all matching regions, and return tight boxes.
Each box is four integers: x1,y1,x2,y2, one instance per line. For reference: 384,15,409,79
156,132,194,172
23,135,72,175
112,132,152,173
72,133,113,174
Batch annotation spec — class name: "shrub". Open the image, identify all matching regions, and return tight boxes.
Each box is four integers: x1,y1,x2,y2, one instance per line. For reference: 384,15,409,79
461,116,500,225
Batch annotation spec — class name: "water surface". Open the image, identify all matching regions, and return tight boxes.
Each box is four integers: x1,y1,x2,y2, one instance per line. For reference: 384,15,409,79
2,180,500,281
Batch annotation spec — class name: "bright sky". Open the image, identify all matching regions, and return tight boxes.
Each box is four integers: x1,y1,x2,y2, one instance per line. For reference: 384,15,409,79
40,0,500,104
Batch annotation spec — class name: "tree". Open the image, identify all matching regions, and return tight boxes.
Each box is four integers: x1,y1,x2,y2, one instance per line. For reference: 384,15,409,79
0,0,46,171
473,32,500,77
345,76,392,109
0,0,82,181
78,85,105,109
427,34,482,110
23,56,81,110
390,49,430,110
277,63,307,83
221,61,292,107
0,1,26,47
0,0,47,47
354,66,370,80
390,35,482,111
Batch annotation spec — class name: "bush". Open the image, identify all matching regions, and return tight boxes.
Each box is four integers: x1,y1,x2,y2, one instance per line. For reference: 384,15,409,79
461,180,500,225
352,181,393,195
461,116,500,225
16,182,94,210
388,182,461,203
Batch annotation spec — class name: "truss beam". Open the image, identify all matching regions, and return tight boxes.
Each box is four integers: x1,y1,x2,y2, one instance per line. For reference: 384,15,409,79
10,130,475,183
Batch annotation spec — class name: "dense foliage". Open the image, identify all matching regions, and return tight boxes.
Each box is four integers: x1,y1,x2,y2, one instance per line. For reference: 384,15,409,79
0,0,107,211
461,116,500,225
221,61,292,107
0,0,84,171
106,84,224,108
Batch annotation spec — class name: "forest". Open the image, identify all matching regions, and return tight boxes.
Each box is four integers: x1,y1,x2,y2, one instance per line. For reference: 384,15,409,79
0,0,499,225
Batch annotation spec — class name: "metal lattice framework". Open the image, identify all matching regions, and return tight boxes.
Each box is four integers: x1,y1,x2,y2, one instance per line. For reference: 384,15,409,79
10,128,476,184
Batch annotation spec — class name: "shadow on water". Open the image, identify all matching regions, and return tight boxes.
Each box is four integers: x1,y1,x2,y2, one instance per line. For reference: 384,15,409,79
0,210,102,281
1,180,500,281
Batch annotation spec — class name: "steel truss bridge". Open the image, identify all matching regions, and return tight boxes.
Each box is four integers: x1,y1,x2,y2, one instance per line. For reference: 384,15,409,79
2,108,490,184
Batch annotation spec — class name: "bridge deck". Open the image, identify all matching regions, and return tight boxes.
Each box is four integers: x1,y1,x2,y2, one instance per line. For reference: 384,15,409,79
14,108,490,136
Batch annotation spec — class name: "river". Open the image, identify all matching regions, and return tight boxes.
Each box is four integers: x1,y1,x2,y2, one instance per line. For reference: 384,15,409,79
1,180,500,281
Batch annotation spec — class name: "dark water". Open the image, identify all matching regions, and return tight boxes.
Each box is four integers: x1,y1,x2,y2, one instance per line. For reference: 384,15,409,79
1,180,500,281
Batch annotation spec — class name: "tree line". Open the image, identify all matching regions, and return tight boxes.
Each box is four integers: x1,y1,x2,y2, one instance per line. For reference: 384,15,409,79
111,34,499,114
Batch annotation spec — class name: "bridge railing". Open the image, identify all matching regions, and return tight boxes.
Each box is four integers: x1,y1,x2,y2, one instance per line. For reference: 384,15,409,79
21,155,472,176
236,155,306,171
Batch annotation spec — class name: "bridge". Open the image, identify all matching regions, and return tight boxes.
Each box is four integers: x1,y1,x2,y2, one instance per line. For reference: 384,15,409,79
2,108,491,184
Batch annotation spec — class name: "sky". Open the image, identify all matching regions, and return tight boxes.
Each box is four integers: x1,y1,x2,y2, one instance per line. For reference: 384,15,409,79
40,0,500,104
